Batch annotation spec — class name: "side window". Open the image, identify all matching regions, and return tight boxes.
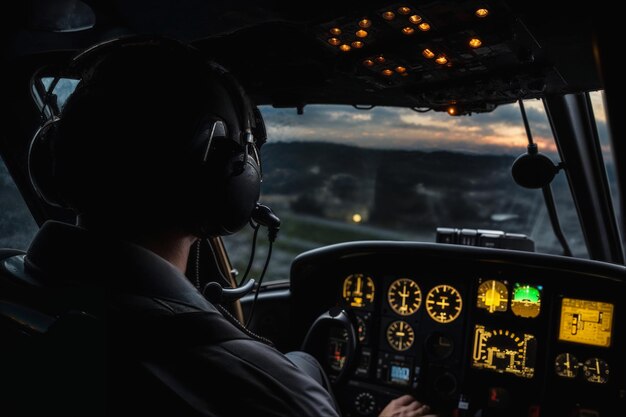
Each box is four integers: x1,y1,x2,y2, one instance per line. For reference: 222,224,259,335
590,91,621,226
0,158,38,250
36,77,80,113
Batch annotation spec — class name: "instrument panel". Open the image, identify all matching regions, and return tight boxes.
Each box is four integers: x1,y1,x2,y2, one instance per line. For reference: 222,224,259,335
290,242,625,417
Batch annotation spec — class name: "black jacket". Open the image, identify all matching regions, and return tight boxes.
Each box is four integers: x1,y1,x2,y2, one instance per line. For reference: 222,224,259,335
21,221,340,417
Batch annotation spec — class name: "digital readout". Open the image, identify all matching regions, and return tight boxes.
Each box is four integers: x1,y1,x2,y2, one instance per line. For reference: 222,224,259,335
559,298,613,347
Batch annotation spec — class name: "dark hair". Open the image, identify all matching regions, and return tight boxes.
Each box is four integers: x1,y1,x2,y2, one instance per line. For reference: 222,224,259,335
53,41,240,229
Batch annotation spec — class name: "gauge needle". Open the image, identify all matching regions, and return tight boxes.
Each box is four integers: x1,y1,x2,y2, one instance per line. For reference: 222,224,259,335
596,358,600,374
356,277,362,295
400,284,409,306
565,353,571,376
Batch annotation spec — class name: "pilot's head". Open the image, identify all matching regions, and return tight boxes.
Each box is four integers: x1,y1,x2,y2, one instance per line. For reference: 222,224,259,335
30,37,263,237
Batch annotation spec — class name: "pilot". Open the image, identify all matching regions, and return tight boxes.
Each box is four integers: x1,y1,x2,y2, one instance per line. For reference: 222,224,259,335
24,37,436,417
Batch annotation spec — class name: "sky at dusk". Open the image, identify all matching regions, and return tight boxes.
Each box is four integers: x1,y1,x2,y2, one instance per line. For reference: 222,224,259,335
261,91,608,157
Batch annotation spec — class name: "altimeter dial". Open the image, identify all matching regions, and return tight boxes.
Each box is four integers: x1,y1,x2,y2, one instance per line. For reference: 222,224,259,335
388,278,422,316
386,320,415,351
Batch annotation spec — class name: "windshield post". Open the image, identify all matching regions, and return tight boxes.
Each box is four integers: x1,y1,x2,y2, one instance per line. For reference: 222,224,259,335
543,93,624,264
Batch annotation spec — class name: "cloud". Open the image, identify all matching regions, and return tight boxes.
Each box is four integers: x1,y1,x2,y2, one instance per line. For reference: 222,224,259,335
263,102,550,155
261,91,609,157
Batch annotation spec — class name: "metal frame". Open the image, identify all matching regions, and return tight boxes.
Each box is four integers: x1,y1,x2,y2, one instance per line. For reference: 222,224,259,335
543,93,624,264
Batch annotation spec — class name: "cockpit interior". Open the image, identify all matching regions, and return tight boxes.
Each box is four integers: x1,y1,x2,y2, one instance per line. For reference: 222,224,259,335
0,1,624,417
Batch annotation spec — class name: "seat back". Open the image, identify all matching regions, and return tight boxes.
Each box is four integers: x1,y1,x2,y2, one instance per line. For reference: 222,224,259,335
0,250,222,416
0,250,108,416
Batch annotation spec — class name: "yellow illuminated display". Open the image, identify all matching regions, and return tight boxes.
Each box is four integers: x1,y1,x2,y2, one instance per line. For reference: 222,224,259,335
476,280,508,313
472,325,536,378
559,298,613,347
342,274,375,308
426,284,462,323
388,278,422,316
386,320,415,351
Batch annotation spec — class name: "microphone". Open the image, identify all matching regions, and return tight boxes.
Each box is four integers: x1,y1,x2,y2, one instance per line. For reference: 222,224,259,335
251,203,281,242
203,279,256,304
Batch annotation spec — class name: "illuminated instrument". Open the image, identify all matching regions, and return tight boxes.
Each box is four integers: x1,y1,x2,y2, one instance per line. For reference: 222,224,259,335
558,298,613,347
342,274,375,308
476,279,509,313
387,278,422,316
582,357,609,384
386,320,415,351
554,353,580,378
510,283,542,318
328,328,348,371
472,325,536,378
426,284,463,323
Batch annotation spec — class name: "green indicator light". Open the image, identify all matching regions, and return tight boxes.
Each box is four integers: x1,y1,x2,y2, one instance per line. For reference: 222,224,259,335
513,285,540,303
511,283,542,318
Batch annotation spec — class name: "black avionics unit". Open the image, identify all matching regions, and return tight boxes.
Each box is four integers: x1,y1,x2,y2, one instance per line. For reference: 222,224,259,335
436,227,535,252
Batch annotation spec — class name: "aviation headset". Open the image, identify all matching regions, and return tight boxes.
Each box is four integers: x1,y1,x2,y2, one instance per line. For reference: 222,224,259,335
29,36,266,238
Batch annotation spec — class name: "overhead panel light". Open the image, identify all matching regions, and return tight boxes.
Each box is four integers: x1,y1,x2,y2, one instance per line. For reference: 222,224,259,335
435,54,448,65
422,48,435,59
328,38,341,46
395,66,407,74
339,44,352,52
382,11,396,21
418,22,431,31
402,27,415,35
475,8,489,18
409,15,423,24
375,55,386,64
352,41,364,49
355,29,368,38
358,19,372,28
398,6,411,15
330,27,342,35
382,69,394,76
469,37,482,48
363,59,375,67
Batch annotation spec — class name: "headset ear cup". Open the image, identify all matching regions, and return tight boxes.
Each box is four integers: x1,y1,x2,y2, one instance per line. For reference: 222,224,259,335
199,152,261,237
28,118,66,207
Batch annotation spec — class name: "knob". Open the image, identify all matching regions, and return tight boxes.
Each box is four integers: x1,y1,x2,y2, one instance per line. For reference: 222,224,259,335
355,392,376,416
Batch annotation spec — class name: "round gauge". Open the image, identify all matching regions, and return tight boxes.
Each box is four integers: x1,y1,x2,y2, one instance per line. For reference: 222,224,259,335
583,358,610,384
510,283,541,318
386,320,415,351
554,353,579,378
476,280,508,313
355,392,376,415
388,278,422,316
356,316,367,343
343,274,375,308
426,285,463,324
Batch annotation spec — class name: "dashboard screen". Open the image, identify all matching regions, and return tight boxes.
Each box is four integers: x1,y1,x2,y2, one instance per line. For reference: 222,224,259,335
472,325,537,378
558,298,614,347
390,364,411,383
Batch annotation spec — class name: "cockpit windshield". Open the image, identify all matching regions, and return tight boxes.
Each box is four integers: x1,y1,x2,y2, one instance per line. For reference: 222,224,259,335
224,93,614,281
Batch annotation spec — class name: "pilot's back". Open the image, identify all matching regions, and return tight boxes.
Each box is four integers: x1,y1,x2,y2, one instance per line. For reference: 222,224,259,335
7,221,338,417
